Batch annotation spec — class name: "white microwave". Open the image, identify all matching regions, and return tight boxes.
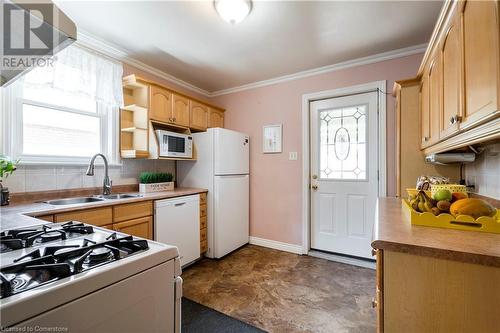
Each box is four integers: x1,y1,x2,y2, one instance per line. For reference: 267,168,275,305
155,130,193,158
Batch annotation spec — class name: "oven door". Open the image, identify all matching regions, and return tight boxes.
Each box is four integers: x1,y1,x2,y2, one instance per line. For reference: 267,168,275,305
13,261,177,333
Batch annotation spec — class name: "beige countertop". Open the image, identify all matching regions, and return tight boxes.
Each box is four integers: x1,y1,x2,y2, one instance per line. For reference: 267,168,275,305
0,187,207,231
372,197,500,268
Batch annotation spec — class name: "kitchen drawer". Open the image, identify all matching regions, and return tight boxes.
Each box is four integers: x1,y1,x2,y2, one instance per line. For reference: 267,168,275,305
55,207,112,227
200,203,207,218
200,239,208,253
113,201,153,223
200,216,207,230
200,227,207,241
101,224,114,230
199,192,207,205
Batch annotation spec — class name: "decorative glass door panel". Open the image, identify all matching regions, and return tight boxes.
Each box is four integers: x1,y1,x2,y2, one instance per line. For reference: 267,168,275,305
319,105,367,180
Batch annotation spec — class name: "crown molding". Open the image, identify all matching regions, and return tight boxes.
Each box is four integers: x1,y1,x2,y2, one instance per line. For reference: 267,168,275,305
75,29,426,98
75,30,212,97
210,43,427,96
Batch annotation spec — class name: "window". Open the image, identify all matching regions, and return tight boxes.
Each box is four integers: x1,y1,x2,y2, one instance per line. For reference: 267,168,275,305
2,45,123,164
319,105,367,180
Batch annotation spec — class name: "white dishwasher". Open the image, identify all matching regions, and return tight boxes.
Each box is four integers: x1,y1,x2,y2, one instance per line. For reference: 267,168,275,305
155,195,200,267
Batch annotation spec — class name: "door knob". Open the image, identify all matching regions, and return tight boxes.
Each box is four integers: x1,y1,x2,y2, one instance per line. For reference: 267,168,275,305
311,185,318,190
312,174,318,180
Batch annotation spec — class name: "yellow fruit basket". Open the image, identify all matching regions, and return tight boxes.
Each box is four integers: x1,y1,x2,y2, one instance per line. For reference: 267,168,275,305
402,199,500,234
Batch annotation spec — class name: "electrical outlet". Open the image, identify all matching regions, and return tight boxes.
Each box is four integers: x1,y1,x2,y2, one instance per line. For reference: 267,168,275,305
289,152,298,160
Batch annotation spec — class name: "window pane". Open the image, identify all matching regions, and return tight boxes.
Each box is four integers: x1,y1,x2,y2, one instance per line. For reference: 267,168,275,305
319,105,367,180
23,104,100,157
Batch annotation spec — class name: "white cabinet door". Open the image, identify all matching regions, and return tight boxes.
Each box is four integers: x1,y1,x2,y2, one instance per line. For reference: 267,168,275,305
213,175,249,258
214,128,249,175
155,195,200,266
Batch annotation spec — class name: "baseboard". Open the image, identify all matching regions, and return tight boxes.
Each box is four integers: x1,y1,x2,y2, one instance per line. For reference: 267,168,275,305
249,236,303,255
308,250,376,269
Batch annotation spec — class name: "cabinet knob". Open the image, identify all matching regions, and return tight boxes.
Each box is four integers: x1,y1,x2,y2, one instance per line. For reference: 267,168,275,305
449,115,462,124
423,136,429,142
173,117,176,122
372,298,378,308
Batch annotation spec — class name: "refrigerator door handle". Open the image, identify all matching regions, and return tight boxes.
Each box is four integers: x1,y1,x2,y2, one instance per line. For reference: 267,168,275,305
174,276,183,333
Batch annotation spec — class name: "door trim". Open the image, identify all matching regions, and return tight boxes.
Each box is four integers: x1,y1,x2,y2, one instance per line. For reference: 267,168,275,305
301,80,387,255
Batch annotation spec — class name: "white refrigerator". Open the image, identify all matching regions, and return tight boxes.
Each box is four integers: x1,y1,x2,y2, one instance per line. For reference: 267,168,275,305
177,128,250,259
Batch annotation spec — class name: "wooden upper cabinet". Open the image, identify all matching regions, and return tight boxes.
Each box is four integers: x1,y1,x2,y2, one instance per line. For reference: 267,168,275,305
428,53,441,145
190,101,209,131
440,13,462,139
150,85,172,123
420,76,431,149
172,94,190,127
461,0,500,128
208,108,224,128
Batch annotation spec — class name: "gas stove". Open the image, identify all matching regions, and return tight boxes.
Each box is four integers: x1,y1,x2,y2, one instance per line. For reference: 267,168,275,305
0,222,149,299
0,221,95,253
0,221,181,331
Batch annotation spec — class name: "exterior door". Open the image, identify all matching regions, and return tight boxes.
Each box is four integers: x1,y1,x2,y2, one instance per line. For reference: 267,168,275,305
310,91,378,259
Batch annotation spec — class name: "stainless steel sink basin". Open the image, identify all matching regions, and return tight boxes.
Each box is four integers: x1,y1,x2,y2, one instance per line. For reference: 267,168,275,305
45,197,105,205
93,194,143,200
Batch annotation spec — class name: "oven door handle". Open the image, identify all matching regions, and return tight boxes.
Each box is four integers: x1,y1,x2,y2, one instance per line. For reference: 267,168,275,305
174,276,183,333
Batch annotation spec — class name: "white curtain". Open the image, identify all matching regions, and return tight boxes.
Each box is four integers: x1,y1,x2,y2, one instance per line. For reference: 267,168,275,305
22,44,124,108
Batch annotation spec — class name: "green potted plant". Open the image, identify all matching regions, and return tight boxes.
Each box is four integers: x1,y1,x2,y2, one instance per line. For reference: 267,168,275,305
139,172,174,193
0,156,19,206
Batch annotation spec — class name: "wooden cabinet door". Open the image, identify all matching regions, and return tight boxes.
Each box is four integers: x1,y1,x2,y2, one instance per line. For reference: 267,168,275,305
440,13,462,139
428,54,441,145
190,101,208,131
461,0,500,129
114,216,152,240
150,85,172,123
208,108,224,128
172,94,190,127
420,76,431,149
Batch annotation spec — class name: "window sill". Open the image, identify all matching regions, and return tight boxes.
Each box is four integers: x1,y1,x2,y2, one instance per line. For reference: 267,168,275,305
17,159,123,167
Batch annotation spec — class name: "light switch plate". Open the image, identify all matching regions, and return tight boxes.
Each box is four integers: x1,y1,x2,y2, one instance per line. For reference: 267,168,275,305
289,152,298,160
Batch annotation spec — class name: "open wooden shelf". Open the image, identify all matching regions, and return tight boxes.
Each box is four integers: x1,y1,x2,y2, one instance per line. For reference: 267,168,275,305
121,150,149,159
123,104,147,113
122,75,149,90
121,127,148,133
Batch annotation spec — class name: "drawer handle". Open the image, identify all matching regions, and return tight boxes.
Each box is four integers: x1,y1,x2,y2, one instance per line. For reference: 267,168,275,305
174,202,186,207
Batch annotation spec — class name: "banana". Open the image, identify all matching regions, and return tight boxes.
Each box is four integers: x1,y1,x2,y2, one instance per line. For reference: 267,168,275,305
409,196,421,212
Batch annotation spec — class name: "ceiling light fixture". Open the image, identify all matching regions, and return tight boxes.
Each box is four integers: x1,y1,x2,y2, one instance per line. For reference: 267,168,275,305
214,0,252,24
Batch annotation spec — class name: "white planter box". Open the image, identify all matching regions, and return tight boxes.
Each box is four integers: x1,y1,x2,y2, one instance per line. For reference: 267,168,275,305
139,182,174,193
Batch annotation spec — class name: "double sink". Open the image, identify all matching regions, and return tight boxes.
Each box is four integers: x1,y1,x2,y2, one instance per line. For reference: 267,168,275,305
45,194,143,206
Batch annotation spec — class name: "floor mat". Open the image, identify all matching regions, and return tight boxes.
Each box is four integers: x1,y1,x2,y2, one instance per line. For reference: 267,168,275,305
182,297,267,333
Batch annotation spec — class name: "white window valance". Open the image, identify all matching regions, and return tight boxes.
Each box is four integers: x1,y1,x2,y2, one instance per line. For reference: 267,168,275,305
23,45,123,107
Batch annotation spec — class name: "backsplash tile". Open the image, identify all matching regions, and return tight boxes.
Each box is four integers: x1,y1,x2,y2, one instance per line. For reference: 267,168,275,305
465,142,500,200
2,160,175,194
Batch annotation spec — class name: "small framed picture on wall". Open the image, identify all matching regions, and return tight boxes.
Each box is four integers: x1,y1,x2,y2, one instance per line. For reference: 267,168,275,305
263,124,282,153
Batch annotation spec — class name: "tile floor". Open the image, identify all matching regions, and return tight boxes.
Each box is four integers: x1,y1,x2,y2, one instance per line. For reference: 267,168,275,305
182,245,376,333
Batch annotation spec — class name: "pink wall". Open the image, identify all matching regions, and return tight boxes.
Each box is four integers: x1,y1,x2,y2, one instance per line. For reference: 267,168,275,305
211,53,424,246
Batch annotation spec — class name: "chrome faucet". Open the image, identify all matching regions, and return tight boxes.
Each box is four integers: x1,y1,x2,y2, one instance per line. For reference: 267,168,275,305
86,154,112,195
